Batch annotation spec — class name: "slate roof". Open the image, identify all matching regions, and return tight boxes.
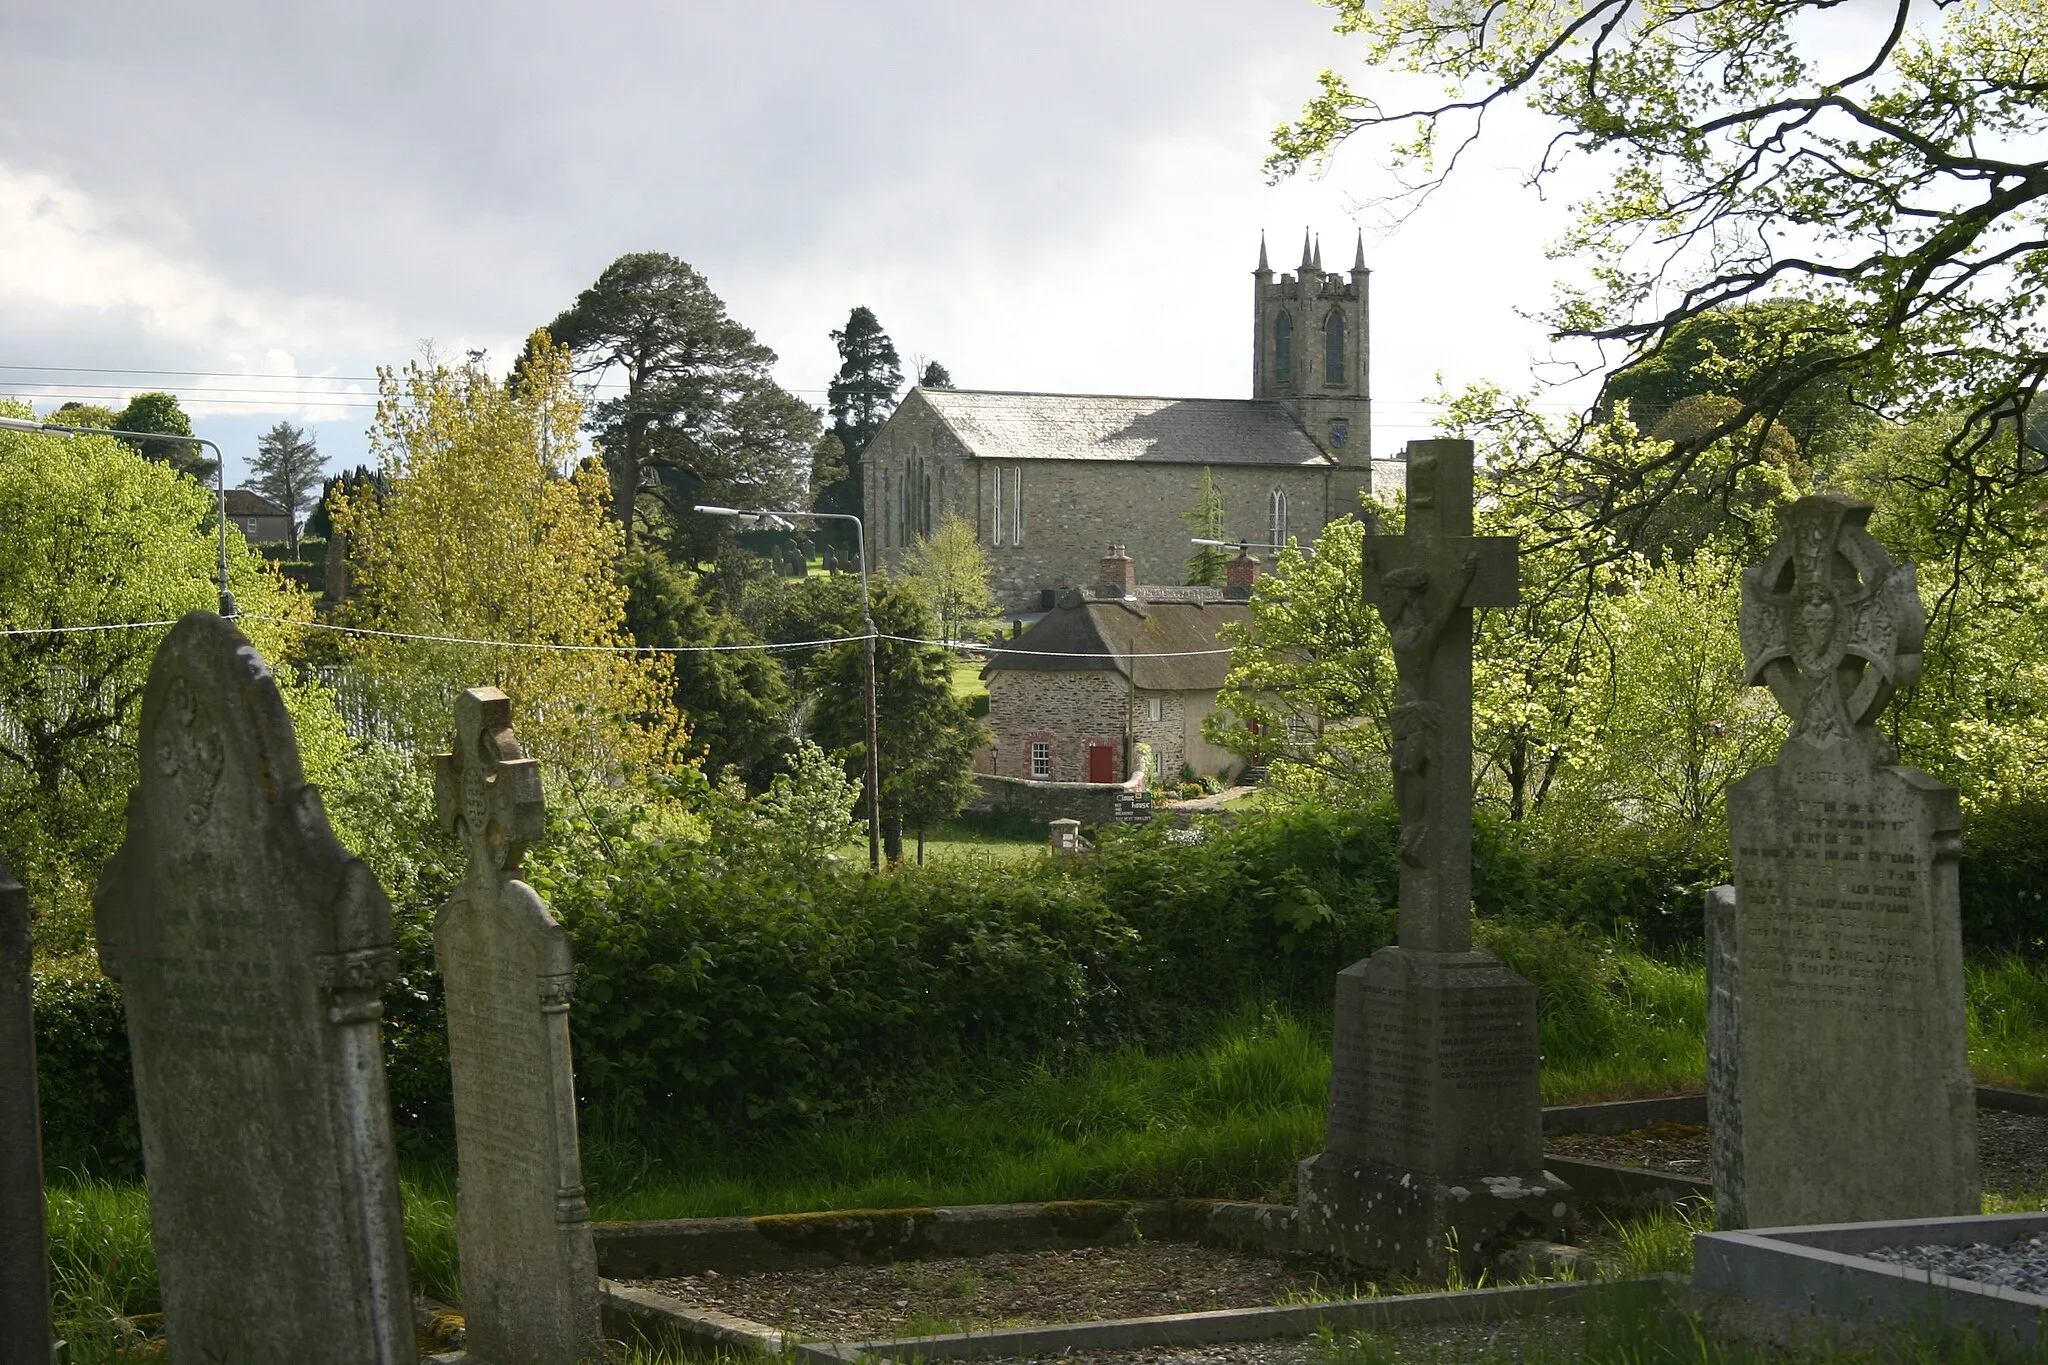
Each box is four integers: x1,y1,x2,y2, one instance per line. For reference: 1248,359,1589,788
225,488,289,517
919,389,1332,468
982,585,1249,692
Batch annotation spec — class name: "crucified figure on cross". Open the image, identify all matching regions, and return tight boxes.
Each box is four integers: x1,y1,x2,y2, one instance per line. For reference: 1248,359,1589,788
1371,553,1480,865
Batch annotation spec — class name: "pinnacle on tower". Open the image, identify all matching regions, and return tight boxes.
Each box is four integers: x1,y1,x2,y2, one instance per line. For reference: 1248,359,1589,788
1313,235,1323,272
1257,233,1270,273
1353,231,1366,273
1299,228,1314,271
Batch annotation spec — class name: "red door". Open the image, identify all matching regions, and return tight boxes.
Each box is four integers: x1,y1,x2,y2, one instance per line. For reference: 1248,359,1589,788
1087,743,1116,784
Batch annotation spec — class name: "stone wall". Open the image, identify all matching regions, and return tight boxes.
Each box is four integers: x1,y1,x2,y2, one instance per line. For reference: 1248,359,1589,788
969,772,1144,825
863,395,1357,612
986,668,1128,783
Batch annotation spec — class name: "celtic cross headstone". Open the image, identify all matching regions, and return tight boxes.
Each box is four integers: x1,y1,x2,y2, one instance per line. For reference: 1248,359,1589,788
433,687,601,1364
93,612,413,1362
1711,494,1978,1227
1297,439,1568,1281
1,853,52,1360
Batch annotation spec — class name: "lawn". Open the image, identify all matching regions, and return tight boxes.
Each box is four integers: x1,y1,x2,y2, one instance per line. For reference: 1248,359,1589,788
41,947,2048,1353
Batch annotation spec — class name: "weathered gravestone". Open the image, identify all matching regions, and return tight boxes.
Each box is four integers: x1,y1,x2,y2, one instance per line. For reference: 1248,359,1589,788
1,853,53,1360
434,687,602,1364
92,611,413,1362
1297,439,1570,1280
1711,494,1978,1228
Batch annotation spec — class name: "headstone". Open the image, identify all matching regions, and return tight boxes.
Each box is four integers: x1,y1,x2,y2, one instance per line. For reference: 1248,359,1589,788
1711,494,1977,1228
434,687,602,1364
92,611,413,1362
1,853,53,1360
1296,439,1569,1280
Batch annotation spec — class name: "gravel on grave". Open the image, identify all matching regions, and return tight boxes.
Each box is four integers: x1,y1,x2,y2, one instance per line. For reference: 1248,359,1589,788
1865,1233,2048,1296
628,1241,1380,1341
1544,1110,2048,1196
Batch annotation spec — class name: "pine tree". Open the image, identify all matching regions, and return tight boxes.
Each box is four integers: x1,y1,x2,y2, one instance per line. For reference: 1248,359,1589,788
817,307,903,536
919,360,954,390
250,421,327,553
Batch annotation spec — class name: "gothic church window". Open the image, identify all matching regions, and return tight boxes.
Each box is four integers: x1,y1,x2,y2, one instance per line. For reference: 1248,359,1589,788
1008,465,1023,545
1324,311,1345,385
991,467,1004,546
1269,489,1288,549
1274,311,1293,386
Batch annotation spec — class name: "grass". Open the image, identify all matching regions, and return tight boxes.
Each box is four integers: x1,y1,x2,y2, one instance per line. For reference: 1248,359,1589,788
947,656,988,702
834,815,1045,865
40,942,2048,1350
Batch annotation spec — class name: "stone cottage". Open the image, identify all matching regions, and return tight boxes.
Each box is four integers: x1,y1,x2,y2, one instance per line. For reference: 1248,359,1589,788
863,234,1385,610
981,547,1257,786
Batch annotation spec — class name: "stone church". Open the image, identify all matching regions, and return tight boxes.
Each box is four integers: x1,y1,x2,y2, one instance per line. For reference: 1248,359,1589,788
862,234,1383,611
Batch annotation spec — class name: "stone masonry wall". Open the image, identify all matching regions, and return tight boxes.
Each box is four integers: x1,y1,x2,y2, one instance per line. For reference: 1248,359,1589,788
864,395,1356,612
986,668,1128,783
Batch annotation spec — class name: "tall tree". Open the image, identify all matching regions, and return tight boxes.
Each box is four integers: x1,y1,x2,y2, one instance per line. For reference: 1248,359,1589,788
330,333,682,772
817,307,903,532
918,360,954,390
801,575,984,863
547,252,816,554
1269,1,2048,576
250,421,327,553
113,392,215,483
304,465,384,542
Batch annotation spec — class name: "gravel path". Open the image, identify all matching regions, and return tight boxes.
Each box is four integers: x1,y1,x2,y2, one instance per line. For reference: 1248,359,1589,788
1544,1110,2048,1196
629,1242,1377,1342
1866,1232,2048,1294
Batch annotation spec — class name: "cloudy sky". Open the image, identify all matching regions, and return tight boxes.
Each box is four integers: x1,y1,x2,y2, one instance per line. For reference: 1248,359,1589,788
0,2,1597,485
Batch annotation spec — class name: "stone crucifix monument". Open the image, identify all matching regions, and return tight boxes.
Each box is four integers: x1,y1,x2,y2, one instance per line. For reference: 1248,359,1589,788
434,687,602,1364
1711,494,1978,1228
1297,439,1570,1280
93,612,414,1362
1,853,53,1361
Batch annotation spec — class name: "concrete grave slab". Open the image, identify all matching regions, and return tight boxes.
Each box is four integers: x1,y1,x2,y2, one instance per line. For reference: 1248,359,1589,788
1694,1212,2048,1357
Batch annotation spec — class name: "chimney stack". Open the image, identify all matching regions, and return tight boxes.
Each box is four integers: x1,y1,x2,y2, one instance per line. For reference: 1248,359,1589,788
1099,544,1135,596
1225,549,1260,599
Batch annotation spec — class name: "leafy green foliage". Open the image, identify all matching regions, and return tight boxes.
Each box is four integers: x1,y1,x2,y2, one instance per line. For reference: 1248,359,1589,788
622,550,793,789
112,391,213,482
1270,1,2048,572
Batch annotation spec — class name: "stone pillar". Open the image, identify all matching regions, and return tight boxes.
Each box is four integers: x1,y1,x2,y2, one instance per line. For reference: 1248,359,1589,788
0,854,52,1360
1296,441,1568,1281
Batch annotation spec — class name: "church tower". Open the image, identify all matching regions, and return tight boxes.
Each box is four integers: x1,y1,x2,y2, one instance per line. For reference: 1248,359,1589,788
1254,230,1372,514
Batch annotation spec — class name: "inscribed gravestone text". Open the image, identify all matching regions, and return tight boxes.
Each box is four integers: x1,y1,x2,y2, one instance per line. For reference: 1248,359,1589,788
1714,494,1977,1228
435,686,602,1365
93,611,412,1363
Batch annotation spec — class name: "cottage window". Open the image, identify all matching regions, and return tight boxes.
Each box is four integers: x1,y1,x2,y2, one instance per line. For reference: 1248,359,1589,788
1268,489,1288,549
1324,310,1345,385
1145,696,1162,723
1274,311,1293,386
1030,740,1051,779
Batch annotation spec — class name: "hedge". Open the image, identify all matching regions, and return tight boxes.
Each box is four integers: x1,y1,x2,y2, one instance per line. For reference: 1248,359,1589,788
30,796,2048,1175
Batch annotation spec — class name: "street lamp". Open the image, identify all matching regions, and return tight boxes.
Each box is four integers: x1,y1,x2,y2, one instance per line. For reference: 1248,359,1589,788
0,415,236,616
697,504,882,872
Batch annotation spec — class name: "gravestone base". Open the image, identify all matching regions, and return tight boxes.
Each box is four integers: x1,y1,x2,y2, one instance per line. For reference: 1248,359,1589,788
1297,1154,1570,1281
1300,947,1570,1282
